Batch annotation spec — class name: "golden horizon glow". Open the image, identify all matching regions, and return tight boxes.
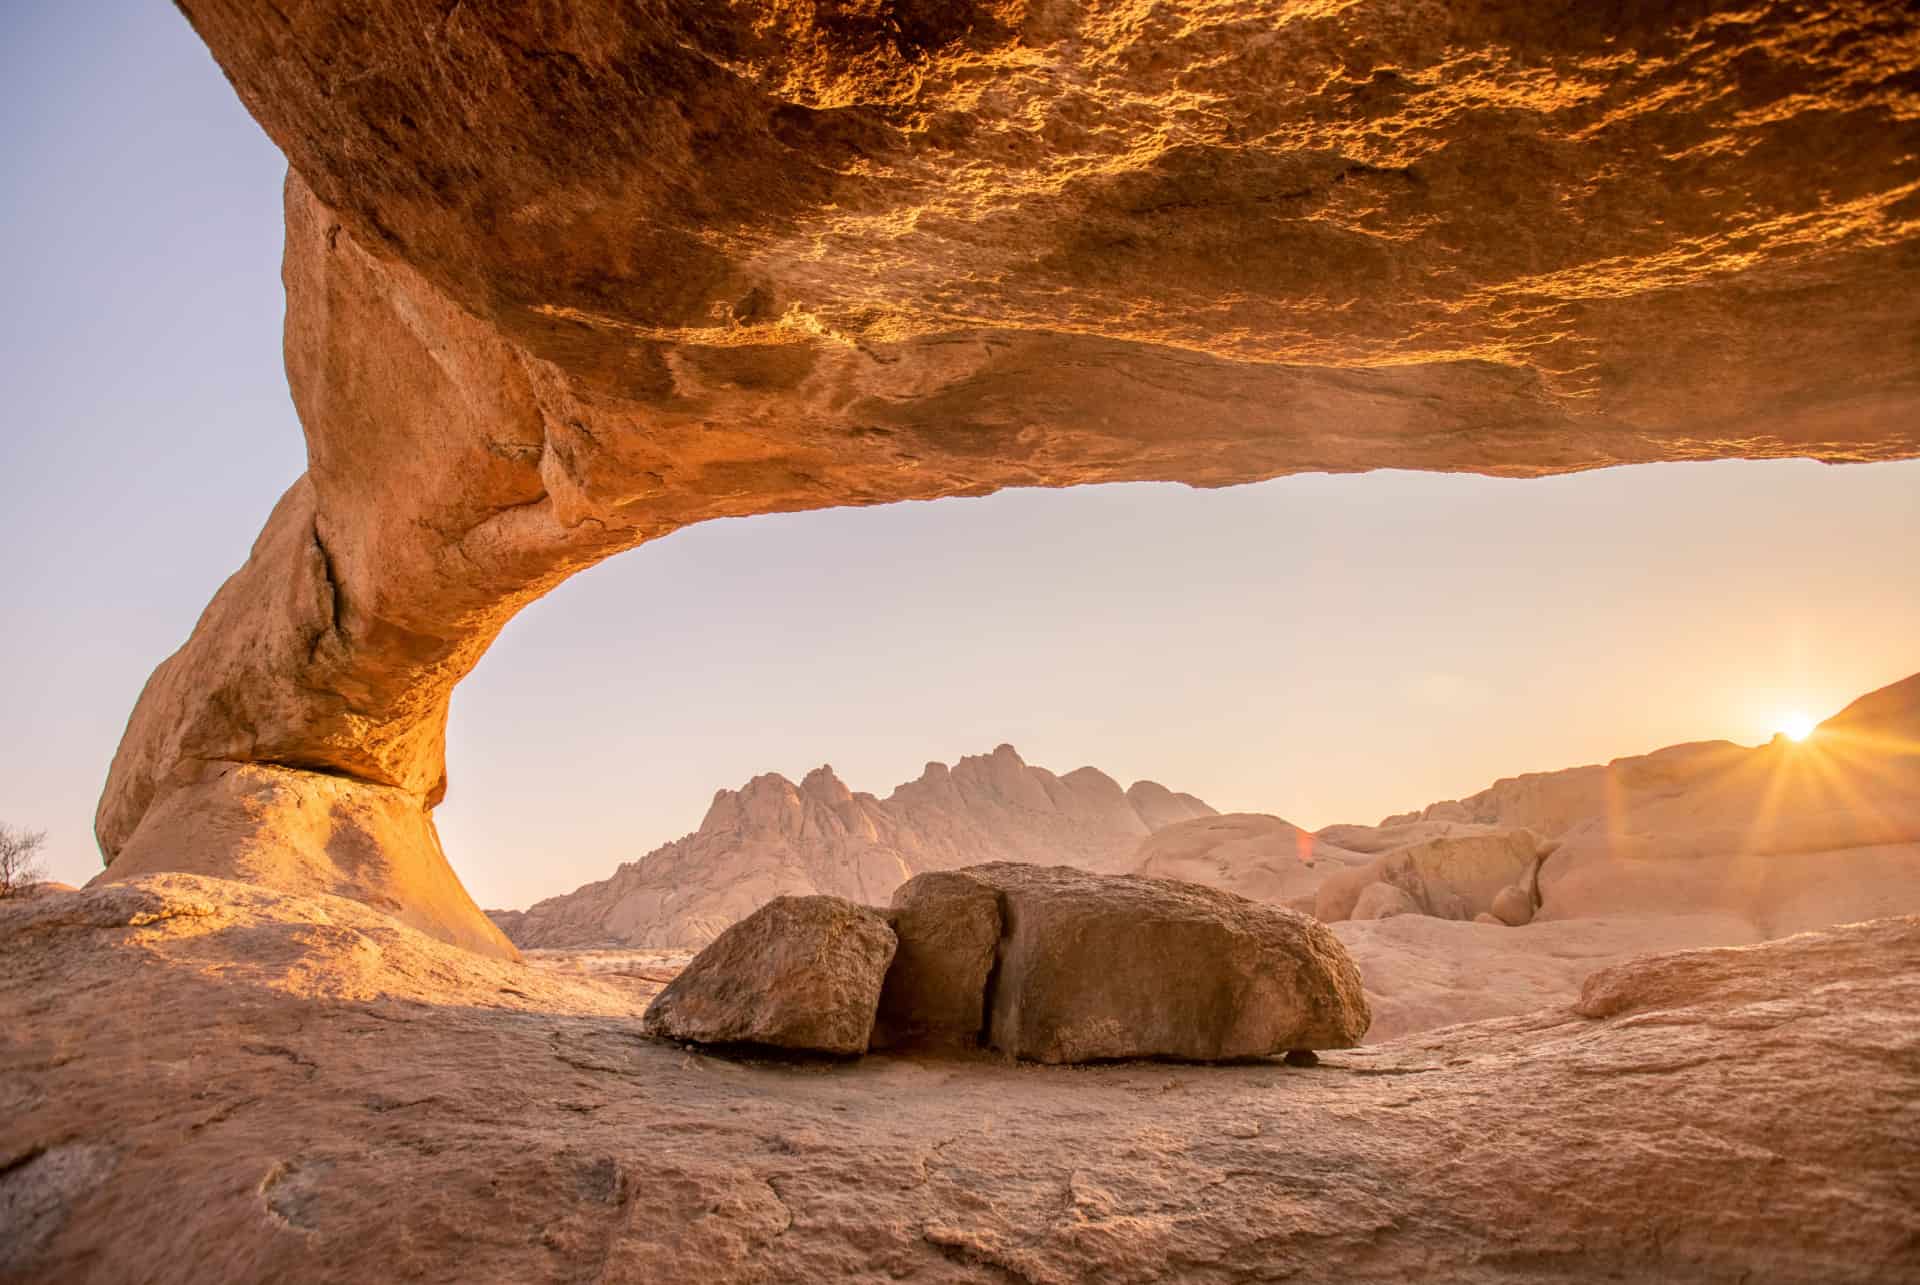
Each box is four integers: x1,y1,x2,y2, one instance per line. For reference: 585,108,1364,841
1778,712,1818,742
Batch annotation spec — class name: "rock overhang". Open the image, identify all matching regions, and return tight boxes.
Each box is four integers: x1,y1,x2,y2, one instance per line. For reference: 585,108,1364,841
176,0,1920,456
95,1,1920,955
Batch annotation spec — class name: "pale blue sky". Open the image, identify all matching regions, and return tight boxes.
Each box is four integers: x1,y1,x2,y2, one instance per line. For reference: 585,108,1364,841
4,3,1916,909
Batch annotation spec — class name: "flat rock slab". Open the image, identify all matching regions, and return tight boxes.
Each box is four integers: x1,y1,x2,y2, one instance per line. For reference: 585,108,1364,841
7,876,1918,1283
641,895,895,1055
962,863,1370,1062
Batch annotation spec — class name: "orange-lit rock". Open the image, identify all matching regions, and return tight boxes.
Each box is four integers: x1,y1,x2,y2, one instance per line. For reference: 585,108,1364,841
100,3,1920,950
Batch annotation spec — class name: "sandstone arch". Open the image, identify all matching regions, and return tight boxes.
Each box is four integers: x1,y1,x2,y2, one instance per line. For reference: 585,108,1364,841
99,2,1920,956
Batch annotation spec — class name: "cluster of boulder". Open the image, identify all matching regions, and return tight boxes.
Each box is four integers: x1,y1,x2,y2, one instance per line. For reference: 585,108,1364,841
1313,829,1558,927
641,863,1370,1062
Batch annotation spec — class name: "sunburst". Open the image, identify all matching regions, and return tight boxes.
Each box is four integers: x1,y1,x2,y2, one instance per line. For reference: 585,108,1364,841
1777,712,1817,742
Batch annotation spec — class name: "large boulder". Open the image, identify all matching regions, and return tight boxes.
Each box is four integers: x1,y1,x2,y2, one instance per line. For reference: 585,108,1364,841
1351,882,1420,922
1491,883,1537,927
640,896,895,1055
872,871,1003,1051
962,863,1369,1063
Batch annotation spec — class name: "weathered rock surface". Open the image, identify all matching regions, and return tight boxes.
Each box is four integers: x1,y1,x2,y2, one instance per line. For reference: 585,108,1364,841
96,5,1920,952
0,1142,118,1274
6,876,1917,1282
963,863,1369,1062
872,871,1003,1052
494,746,1211,949
640,896,895,1055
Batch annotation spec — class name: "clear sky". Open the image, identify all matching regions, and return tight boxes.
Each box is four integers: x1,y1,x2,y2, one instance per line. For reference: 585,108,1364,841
3,3,1916,910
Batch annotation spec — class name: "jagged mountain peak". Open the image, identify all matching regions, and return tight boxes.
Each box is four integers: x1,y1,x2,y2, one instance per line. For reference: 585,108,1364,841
498,747,1217,948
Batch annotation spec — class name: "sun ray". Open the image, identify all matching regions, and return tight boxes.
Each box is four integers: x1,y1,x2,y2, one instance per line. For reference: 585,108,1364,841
1602,760,1630,861
1778,712,1817,741
1791,738,1918,850
1740,739,1803,859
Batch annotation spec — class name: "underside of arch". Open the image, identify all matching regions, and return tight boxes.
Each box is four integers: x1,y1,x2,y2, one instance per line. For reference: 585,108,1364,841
97,1,1920,956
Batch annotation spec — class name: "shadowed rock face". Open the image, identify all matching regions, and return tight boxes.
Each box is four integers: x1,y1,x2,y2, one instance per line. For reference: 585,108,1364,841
97,2,1920,953
873,871,1004,1051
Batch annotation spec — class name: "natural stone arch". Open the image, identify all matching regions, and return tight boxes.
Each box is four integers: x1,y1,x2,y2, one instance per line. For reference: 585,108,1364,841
98,1,1920,957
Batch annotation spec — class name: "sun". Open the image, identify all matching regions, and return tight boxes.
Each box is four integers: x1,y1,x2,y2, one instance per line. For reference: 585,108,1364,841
1777,712,1817,742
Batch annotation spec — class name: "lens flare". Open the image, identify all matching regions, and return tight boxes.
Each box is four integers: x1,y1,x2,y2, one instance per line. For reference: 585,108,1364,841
1778,712,1817,742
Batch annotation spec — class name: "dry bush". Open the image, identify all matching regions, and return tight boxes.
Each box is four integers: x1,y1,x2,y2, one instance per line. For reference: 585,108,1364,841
0,822,48,897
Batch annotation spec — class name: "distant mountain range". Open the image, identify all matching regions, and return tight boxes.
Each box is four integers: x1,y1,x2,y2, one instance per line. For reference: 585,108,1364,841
489,744,1213,947
492,671,1920,950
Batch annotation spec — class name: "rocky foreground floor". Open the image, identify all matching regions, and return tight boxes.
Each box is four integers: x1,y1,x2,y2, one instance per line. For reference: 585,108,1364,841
4,876,1917,1283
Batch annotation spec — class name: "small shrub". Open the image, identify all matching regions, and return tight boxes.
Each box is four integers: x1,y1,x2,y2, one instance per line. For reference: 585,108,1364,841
0,822,48,897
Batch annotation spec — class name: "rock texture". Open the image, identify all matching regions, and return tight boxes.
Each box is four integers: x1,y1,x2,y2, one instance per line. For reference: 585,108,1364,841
641,896,896,1055
964,863,1369,1062
97,4,1920,952
0,1142,118,1274
6,876,1917,1282
494,746,1212,948
872,871,1003,1052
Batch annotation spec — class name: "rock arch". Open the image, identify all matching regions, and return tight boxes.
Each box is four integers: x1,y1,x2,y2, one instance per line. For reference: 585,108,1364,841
98,1,1920,956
